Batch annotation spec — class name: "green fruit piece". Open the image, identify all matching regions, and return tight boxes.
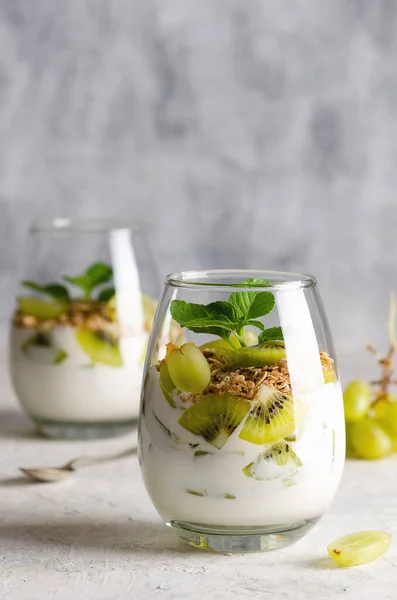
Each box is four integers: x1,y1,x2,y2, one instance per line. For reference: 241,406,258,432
239,384,296,445
243,441,302,479
349,419,392,459
17,297,66,321
159,362,176,407
178,393,251,449
75,329,123,367
263,441,302,467
327,531,391,567
343,380,372,422
213,341,286,369
371,397,391,420
378,401,397,451
167,343,211,394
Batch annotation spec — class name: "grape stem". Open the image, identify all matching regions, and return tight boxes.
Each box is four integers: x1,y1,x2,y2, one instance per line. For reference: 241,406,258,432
367,293,397,403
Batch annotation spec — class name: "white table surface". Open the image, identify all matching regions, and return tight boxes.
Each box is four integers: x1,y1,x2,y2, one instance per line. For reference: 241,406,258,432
0,356,397,600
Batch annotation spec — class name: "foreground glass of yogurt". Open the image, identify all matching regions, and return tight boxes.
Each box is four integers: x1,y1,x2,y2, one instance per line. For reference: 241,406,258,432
9,219,168,439
138,270,345,552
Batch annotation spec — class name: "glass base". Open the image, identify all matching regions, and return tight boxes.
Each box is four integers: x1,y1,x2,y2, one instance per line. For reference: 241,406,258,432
32,417,137,440
169,518,319,553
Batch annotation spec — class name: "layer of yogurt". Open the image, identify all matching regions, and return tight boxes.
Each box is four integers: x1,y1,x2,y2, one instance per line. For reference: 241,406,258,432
10,325,147,422
139,366,345,527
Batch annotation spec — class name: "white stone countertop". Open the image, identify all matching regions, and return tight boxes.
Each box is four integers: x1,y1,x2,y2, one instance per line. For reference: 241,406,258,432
0,354,397,600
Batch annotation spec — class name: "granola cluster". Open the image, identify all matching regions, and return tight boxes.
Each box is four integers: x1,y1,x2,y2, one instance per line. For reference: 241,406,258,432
202,349,335,401
13,302,115,332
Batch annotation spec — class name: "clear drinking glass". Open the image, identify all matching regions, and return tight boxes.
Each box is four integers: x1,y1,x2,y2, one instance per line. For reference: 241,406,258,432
9,218,165,440
138,270,345,552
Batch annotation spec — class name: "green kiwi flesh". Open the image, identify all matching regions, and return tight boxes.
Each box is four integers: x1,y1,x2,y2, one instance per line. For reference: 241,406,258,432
239,384,295,444
159,362,176,408
213,341,286,369
242,441,302,478
75,329,122,367
178,393,251,449
262,441,302,466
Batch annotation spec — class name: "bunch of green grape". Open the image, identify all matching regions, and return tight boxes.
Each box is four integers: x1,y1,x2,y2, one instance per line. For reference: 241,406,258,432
344,380,397,459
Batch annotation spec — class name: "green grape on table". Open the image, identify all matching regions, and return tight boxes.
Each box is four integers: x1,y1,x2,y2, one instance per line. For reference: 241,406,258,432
377,399,397,451
343,380,372,422
167,343,211,394
327,530,391,567
349,418,392,459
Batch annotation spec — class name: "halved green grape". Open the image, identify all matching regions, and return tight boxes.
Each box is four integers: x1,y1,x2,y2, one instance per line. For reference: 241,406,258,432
343,380,372,422
327,531,391,566
159,362,176,407
75,329,123,367
349,418,392,459
17,297,66,321
167,343,211,394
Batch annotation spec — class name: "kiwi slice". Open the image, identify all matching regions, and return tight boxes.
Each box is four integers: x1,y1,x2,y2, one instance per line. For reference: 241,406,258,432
239,384,295,444
243,441,302,479
75,329,123,367
262,441,302,467
159,362,176,408
17,297,66,321
178,393,251,449
213,341,286,369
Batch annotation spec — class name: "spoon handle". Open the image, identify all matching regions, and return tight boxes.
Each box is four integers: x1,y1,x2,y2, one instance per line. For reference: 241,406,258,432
64,446,137,470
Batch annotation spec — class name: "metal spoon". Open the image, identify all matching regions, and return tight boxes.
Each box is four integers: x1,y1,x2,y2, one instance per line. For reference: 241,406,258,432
20,446,137,483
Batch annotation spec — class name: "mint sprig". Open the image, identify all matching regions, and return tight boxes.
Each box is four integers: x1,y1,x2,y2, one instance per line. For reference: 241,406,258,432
64,263,113,301
22,281,71,304
170,278,284,346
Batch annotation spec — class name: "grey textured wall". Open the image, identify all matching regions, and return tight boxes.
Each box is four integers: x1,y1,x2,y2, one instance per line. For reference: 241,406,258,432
1,0,397,360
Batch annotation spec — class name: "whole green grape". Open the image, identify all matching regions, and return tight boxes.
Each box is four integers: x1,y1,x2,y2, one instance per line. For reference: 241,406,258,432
378,400,397,451
343,380,372,422
167,343,211,394
349,419,392,459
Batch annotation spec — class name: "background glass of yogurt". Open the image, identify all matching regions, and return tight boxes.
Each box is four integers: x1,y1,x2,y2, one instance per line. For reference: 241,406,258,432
10,218,162,439
138,270,345,552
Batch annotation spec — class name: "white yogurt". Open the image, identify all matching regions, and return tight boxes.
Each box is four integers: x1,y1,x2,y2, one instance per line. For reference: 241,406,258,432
10,326,147,422
139,367,345,527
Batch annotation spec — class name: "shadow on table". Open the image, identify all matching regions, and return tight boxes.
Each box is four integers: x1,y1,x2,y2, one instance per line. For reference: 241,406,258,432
0,517,196,555
0,409,38,439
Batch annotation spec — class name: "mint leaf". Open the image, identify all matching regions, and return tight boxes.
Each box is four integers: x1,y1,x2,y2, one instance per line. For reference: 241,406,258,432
170,300,238,339
64,262,113,300
258,327,284,343
229,291,275,321
170,280,279,345
233,278,270,287
22,281,70,303
98,287,115,302
246,319,265,331
86,263,113,285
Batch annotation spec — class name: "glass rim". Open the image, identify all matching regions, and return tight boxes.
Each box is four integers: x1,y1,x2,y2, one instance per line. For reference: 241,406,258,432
165,270,317,291
30,217,150,234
